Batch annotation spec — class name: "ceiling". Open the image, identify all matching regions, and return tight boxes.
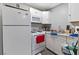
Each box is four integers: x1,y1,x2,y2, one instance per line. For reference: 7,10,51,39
25,3,61,11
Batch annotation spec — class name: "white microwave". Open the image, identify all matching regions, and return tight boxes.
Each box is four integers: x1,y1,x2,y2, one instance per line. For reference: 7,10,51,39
31,17,41,23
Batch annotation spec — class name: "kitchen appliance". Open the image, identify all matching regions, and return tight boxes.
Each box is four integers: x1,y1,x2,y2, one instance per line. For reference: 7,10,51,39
31,32,45,55
30,8,42,23
66,25,70,30
75,26,79,33
0,4,31,55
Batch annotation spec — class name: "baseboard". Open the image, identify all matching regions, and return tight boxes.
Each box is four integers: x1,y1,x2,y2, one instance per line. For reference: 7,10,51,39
46,47,58,55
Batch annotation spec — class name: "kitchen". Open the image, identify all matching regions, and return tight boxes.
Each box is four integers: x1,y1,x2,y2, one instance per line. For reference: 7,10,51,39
0,3,79,55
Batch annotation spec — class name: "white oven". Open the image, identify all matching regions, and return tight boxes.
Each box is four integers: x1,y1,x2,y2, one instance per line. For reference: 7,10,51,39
31,32,45,55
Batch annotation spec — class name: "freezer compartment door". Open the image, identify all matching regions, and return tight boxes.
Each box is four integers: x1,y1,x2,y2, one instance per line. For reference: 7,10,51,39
2,6,31,25
3,26,31,55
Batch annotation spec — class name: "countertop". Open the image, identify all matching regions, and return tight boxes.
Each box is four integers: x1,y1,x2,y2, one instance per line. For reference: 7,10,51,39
45,32,69,36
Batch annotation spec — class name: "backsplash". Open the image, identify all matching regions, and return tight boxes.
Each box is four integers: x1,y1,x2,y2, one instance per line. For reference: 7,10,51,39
31,23,43,32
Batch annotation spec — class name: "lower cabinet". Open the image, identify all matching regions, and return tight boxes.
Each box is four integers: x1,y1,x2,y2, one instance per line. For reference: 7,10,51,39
45,33,66,55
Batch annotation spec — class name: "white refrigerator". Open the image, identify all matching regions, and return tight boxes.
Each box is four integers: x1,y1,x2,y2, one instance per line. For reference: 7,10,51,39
2,5,31,55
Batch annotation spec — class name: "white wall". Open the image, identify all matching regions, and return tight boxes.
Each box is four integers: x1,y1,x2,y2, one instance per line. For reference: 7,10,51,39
49,4,69,30
70,3,79,20
68,3,79,26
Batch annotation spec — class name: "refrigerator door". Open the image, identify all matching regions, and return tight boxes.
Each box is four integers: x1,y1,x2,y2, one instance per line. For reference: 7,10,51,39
0,5,3,55
3,26,31,55
0,29,3,55
2,6,30,25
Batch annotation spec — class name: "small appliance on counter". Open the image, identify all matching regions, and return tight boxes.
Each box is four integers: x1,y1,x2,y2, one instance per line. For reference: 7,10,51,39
74,26,79,33
65,25,70,34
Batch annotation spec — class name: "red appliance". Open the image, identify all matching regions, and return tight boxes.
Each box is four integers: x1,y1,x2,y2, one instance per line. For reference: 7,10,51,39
36,34,45,44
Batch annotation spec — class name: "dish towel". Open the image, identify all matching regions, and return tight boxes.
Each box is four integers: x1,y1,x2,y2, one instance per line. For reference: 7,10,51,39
36,34,45,44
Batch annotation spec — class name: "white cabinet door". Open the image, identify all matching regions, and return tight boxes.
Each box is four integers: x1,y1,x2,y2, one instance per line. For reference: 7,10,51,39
45,34,56,52
51,36,60,54
46,34,66,55
55,36,65,55
30,7,42,23
30,8,41,17
2,6,31,25
42,11,50,24
3,26,31,55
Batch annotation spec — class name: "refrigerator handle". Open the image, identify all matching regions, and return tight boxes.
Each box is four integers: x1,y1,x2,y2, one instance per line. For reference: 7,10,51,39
25,13,28,15
17,12,28,15
17,12,21,14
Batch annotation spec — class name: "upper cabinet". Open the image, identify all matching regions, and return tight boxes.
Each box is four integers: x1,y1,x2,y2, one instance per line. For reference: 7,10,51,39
42,11,50,24
30,8,42,23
